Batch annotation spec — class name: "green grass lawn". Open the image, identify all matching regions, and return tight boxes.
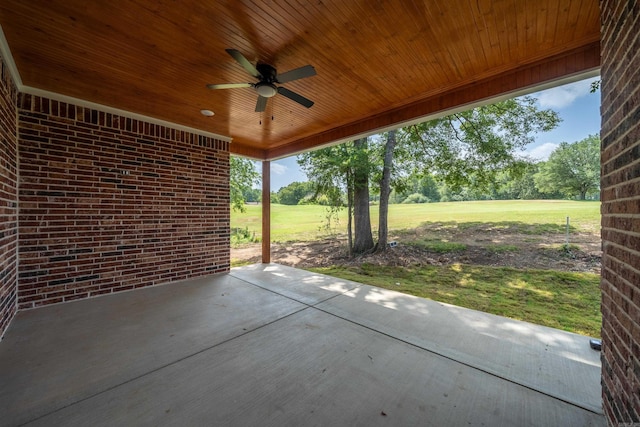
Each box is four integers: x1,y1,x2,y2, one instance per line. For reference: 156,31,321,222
232,200,602,337
308,264,601,338
231,200,600,243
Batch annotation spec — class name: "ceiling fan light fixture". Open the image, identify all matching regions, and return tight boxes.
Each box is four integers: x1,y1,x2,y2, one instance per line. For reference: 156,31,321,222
255,83,278,98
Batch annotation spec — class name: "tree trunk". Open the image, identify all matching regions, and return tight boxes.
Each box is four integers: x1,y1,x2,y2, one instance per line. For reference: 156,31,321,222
376,130,397,252
352,138,374,255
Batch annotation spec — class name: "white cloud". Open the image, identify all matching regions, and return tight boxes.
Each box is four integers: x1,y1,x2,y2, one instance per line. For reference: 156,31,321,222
524,142,559,161
534,79,594,109
270,162,287,175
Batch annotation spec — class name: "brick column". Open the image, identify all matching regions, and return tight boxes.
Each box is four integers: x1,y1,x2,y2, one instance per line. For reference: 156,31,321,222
0,54,18,339
600,0,640,424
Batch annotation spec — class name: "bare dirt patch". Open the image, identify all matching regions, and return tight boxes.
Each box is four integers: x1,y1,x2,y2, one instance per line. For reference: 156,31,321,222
231,224,601,274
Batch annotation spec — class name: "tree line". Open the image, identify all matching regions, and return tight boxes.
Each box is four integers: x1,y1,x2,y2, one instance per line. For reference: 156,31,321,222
269,135,600,207
232,95,600,256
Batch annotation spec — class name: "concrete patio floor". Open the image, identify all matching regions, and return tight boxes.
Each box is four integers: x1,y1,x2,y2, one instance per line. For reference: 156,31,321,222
0,263,603,426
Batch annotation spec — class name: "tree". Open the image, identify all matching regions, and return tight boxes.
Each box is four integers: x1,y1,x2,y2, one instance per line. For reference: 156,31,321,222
401,193,429,203
270,191,280,204
298,143,357,254
490,162,563,200
534,135,600,200
242,187,261,203
299,96,560,255
276,181,314,205
230,156,260,212
300,136,394,255
352,138,375,253
418,174,440,202
392,172,440,203
376,130,397,251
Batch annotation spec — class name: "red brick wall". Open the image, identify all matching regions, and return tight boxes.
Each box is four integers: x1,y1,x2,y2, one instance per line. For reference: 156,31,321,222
600,0,640,424
17,95,230,309
0,56,18,337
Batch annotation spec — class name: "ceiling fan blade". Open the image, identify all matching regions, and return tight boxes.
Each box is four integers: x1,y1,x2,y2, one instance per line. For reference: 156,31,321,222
276,65,317,83
207,83,253,90
277,87,314,108
255,96,268,112
226,48,261,79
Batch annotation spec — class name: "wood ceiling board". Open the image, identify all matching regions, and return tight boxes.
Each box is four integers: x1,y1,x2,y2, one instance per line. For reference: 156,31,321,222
0,0,600,160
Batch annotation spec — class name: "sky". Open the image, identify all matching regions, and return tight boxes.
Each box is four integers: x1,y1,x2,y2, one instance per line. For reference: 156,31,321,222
266,77,601,191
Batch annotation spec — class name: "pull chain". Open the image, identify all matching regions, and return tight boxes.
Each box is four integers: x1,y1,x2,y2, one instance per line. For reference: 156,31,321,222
270,98,274,121
258,102,274,124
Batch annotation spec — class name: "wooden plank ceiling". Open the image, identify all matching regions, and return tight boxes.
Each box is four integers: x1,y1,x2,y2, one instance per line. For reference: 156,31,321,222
0,1,600,160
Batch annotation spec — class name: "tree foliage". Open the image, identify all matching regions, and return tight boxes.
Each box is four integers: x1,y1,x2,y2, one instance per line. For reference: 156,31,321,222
534,134,600,200
230,156,260,212
276,181,314,205
401,193,430,204
401,96,561,192
298,140,372,255
242,187,261,203
489,164,563,200
297,144,353,208
392,173,440,203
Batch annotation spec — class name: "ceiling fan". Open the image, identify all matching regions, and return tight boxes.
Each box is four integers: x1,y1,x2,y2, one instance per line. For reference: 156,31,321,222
207,49,316,113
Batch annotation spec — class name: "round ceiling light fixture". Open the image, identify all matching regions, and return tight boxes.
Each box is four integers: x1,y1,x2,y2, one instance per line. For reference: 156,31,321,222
200,109,215,117
255,83,278,98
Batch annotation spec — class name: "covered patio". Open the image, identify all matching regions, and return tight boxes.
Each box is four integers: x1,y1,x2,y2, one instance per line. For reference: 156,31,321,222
1,264,603,425
1,1,639,425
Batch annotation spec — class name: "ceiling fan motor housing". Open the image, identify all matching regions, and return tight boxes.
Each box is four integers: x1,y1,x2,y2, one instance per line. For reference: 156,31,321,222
255,63,279,98
256,63,277,82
